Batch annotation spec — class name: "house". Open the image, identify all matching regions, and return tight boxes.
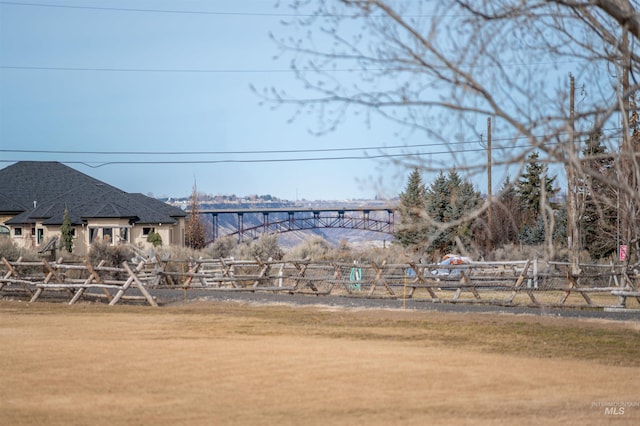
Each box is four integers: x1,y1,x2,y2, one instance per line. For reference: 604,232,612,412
0,161,187,256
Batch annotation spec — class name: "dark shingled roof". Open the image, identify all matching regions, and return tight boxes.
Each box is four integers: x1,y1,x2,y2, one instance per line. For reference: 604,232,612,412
0,162,186,226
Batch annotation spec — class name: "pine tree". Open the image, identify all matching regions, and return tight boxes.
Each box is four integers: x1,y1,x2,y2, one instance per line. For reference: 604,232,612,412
394,168,428,247
425,172,450,222
425,170,481,256
516,151,558,226
60,207,73,253
444,170,479,224
579,132,617,259
489,177,523,246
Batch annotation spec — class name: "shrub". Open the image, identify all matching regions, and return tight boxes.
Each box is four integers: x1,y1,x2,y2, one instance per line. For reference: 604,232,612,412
0,238,22,261
88,238,135,268
147,232,163,247
493,244,545,262
231,233,283,261
354,244,410,265
284,236,333,261
205,236,237,259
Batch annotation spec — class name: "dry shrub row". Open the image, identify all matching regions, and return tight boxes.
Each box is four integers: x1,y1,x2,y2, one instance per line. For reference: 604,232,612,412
0,234,616,267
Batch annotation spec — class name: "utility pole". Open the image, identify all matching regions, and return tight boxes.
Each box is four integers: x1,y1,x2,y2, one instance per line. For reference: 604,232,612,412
487,116,493,242
567,74,581,276
617,27,628,264
619,24,636,265
622,26,630,134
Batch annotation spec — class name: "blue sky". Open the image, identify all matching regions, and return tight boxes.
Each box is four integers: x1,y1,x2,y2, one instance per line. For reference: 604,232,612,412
1,0,437,201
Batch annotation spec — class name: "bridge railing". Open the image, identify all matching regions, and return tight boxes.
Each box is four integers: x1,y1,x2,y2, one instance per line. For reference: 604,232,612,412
200,206,396,243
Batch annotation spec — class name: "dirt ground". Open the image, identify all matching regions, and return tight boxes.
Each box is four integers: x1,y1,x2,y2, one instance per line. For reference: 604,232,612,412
1,300,639,425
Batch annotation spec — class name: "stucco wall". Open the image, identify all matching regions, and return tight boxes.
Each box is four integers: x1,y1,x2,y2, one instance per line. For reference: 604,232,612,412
2,217,185,257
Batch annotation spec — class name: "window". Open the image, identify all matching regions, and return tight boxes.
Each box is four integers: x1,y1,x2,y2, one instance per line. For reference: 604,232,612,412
14,227,22,236
89,227,116,245
119,227,129,242
142,227,155,236
0,226,10,237
102,228,113,243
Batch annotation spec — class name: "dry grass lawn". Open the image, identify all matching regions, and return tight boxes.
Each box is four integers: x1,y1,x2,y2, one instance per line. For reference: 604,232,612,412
1,300,639,425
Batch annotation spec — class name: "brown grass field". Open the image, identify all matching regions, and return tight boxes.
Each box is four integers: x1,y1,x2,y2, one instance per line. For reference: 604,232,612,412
1,300,639,425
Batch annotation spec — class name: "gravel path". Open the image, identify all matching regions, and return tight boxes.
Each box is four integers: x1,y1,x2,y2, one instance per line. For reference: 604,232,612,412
155,288,640,322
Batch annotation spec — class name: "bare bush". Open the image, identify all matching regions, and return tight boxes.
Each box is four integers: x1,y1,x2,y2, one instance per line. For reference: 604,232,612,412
204,236,237,260
230,233,284,261
0,238,24,261
283,236,334,261
87,238,135,268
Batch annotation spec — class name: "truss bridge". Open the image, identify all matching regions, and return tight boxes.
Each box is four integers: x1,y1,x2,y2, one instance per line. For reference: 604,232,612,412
200,206,396,243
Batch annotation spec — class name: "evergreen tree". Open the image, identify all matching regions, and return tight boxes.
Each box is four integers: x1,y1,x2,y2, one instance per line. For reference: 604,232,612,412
516,151,559,226
60,207,73,253
425,170,481,256
579,131,617,259
425,172,450,222
518,207,568,246
490,177,523,246
394,168,428,247
518,216,547,245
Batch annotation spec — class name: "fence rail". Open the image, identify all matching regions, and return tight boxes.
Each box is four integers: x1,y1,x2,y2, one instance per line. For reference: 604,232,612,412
1,256,639,309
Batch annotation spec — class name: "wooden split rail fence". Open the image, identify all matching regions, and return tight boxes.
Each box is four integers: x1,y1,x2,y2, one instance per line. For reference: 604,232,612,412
1,256,639,309
1,257,158,306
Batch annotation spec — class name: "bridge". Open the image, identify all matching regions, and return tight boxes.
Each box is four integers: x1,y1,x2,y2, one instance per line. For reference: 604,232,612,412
199,206,396,243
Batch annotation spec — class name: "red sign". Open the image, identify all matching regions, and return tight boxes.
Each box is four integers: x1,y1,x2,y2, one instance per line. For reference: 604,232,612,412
619,245,628,261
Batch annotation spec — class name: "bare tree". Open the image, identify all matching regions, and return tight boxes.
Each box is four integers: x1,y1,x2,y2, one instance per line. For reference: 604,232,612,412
185,181,206,250
262,0,639,264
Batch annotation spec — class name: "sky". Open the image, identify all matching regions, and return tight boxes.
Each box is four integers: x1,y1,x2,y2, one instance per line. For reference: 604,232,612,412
1,0,440,201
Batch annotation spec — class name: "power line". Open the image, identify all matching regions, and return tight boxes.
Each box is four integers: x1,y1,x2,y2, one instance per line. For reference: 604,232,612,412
0,65,295,74
0,142,494,156
0,65,371,74
0,1,307,16
0,142,564,168
5,141,637,169
0,135,569,158
0,128,623,158
0,146,439,155
1,131,627,167
0,149,496,167
0,59,584,74
0,150,480,168
0,1,445,18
